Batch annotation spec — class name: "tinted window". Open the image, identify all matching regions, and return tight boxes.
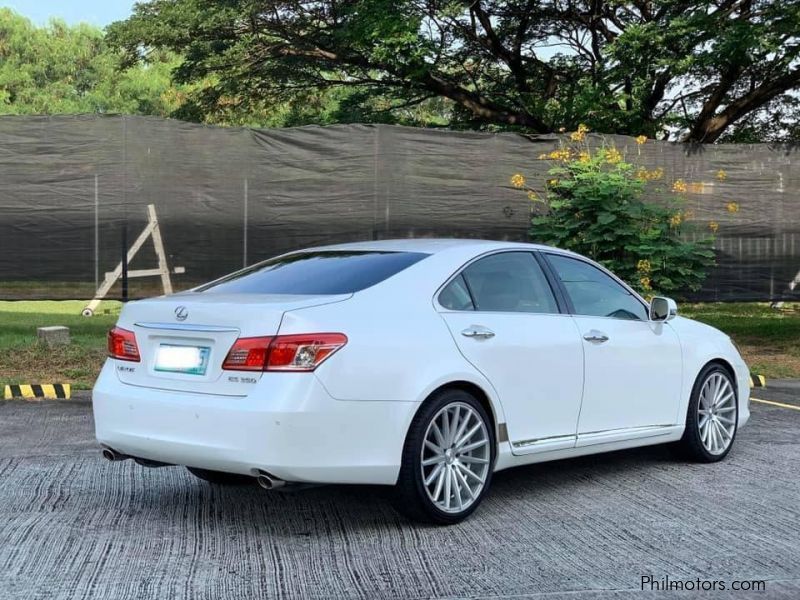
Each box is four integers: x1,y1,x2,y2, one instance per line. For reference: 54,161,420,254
198,251,428,295
439,274,475,310
547,254,647,321
454,252,558,313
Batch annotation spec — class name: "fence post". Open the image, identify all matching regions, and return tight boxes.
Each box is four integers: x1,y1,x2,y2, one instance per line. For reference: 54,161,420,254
121,224,128,302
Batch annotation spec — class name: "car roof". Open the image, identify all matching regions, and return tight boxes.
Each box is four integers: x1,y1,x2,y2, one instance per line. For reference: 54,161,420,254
303,238,563,255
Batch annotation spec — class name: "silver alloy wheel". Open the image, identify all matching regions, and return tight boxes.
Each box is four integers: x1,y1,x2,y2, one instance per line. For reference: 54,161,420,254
698,372,736,455
420,401,491,513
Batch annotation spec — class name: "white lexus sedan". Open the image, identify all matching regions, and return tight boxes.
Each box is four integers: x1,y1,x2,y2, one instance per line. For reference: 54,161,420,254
93,239,750,524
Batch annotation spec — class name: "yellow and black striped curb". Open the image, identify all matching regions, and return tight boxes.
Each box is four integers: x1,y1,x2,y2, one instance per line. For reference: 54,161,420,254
3,384,71,400
749,375,766,388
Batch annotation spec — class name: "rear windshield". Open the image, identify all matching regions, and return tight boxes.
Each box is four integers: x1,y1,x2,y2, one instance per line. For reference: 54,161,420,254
197,251,429,295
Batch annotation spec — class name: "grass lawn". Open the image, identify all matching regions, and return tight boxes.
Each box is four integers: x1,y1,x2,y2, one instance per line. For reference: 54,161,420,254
0,301,120,390
681,303,800,379
0,301,798,392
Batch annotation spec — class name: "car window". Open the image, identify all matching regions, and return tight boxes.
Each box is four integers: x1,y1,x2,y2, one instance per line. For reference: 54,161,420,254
547,254,647,321
439,274,475,310
445,252,558,313
197,251,428,295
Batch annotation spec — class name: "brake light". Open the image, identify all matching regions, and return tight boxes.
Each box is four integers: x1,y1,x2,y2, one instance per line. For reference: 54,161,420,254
222,333,347,372
108,327,140,362
221,336,273,371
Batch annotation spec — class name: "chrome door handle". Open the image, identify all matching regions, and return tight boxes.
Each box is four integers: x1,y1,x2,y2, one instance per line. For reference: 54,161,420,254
583,330,609,343
461,326,495,339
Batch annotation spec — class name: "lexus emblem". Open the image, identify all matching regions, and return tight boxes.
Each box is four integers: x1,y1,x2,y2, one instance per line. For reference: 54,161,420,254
174,306,188,321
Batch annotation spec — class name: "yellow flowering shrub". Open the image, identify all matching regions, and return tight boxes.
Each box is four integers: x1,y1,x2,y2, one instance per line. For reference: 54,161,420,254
515,134,716,296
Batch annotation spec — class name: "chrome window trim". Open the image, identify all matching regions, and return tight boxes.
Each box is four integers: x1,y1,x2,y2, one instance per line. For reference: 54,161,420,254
433,248,564,317
542,250,650,321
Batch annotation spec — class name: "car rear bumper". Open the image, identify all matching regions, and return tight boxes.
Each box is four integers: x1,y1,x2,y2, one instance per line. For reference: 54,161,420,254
92,360,417,485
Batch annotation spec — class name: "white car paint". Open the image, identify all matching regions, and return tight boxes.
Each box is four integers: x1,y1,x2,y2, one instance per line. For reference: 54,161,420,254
93,239,750,487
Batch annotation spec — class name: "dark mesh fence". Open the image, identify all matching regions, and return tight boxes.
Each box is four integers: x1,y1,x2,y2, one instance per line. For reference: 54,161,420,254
0,114,798,301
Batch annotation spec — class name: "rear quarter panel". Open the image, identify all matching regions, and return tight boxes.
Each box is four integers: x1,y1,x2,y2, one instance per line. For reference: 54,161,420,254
276,250,509,423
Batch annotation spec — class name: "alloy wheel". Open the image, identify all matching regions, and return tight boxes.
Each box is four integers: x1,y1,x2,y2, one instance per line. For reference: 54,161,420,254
420,402,491,513
697,372,736,455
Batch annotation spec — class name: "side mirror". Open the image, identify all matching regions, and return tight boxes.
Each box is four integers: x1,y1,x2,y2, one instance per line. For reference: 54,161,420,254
650,296,677,322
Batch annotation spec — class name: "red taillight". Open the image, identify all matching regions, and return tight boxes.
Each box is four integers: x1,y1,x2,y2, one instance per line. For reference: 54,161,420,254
221,336,273,371
267,333,348,371
108,327,140,362
222,333,347,372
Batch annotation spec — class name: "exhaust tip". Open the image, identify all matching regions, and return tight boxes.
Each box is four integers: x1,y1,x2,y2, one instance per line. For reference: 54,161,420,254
257,471,286,490
102,448,129,462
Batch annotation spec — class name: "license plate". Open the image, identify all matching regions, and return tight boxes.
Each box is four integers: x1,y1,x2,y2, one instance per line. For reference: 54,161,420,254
154,344,210,375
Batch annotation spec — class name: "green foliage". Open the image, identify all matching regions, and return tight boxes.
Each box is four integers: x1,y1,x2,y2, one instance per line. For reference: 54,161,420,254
0,8,184,117
525,147,716,297
107,0,800,141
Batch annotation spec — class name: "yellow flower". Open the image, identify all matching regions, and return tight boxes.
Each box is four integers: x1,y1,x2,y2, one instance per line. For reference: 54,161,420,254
604,148,622,164
639,276,652,291
547,149,572,161
570,124,589,142
510,173,526,189
578,151,590,163
672,179,688,193
726,202,740,213
635,135,647,145
649,167,664,180
527,190,538,201
669,212,683,227
717,169,727,181
538,153,548,160
709,221,719,233
636,259,651,273
547,178,559,187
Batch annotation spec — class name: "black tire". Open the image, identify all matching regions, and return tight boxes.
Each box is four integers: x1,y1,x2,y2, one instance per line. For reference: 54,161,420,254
186,467,254,485
675,363,738,463
394,388,496,525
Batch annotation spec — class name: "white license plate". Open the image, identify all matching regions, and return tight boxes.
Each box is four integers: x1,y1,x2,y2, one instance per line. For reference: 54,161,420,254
154,344,210,375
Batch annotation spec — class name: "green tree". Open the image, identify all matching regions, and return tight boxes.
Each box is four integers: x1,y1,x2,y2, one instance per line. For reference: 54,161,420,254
108,0,800,141
0,8,183,117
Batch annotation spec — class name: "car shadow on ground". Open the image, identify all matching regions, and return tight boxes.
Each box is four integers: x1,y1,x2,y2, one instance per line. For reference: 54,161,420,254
111,442,681,534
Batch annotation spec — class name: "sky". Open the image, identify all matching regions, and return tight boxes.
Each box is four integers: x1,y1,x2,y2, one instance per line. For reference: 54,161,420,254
2,0,135,27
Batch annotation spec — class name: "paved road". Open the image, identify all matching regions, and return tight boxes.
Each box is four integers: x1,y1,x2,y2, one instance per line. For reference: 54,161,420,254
1,390,799,600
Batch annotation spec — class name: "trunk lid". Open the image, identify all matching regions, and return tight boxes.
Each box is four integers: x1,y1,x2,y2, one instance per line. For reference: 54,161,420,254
112,292,350,395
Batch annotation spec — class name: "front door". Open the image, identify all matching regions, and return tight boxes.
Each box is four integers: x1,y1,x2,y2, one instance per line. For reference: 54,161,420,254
437,251,584,454
543,253,683,444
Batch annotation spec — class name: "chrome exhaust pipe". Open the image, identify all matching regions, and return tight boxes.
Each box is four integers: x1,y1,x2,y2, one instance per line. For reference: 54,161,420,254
101,448,128,462
257,471,286,490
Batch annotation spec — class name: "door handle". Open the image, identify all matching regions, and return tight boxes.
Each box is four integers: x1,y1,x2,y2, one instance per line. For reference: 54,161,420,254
461,326,495,339
583,330,609,344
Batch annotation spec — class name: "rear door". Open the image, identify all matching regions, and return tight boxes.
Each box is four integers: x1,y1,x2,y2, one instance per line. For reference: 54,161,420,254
543,253,683,441
437,251,585,455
